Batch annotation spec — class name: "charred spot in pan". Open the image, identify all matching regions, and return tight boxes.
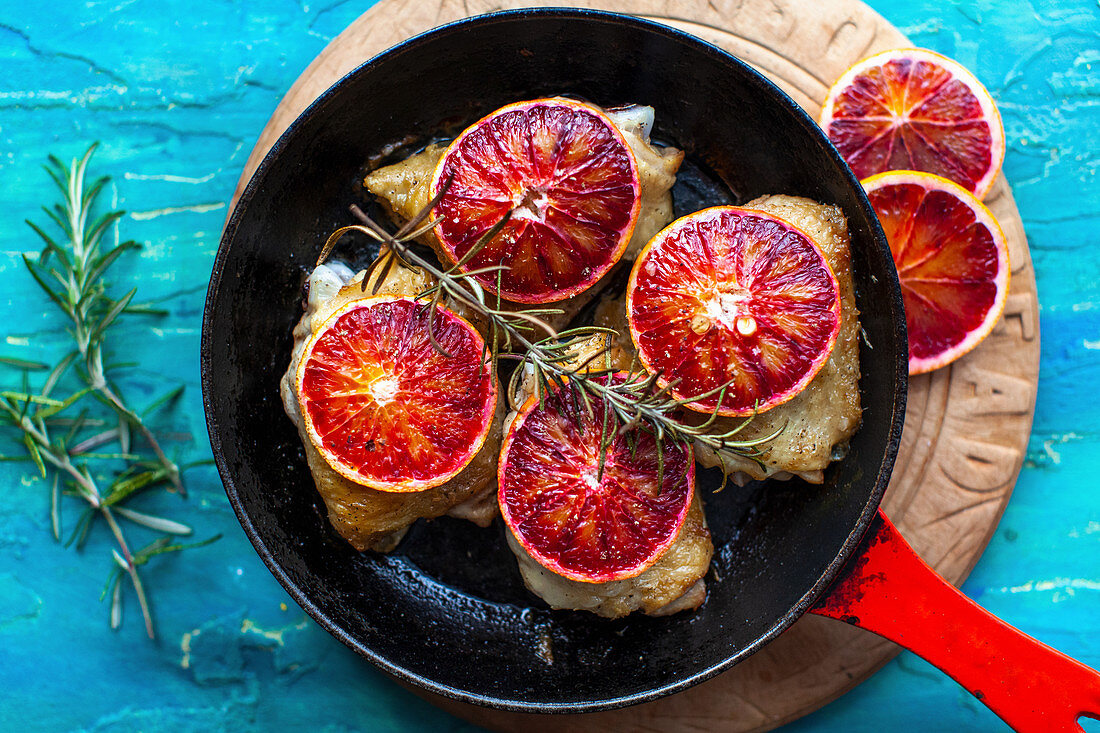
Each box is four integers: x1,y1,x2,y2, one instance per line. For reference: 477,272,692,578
670,155,738,216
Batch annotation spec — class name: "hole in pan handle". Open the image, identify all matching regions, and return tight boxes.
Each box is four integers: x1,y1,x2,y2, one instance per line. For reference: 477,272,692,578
811,510,1100,733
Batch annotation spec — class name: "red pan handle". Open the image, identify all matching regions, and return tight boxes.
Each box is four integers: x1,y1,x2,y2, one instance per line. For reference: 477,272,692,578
810,510,1100,732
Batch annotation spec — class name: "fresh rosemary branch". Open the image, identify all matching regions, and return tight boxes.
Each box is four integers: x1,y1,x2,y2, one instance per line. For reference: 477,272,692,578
1,144,219,638
25,145,182,493
320,194,782,478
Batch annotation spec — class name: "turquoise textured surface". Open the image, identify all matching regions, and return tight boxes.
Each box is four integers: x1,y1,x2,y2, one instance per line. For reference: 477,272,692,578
1,1,1098,731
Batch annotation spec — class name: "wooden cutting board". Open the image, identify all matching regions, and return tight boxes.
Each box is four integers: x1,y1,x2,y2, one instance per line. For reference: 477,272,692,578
229,0,1040,730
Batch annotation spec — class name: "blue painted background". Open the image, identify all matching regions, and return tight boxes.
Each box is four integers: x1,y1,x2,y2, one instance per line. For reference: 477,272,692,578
1,1,1097,731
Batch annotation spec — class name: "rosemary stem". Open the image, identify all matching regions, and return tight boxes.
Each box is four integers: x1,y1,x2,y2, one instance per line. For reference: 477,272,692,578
341,201,779,468
99,505,154,639
347,206,548,352
17,414,100,504
95,380,181,493
13,394,154,638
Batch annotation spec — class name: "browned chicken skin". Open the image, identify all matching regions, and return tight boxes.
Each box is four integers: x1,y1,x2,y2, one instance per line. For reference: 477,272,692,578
502,334,714,618
362,102,684,334
692,195,862,484
279,261,502,552
594,194,862,485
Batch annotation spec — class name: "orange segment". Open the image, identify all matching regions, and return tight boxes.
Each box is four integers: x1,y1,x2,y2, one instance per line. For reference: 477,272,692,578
498,374,694,583
296,296,497,492
431,98,640,303
821,48,1005,199
863,170,1009,375
627,207,841,416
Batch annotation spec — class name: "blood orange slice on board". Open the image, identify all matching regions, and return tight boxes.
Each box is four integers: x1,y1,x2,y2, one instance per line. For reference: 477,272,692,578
296,296,496,492
627,207,841,416
499,374,694,583
821,48,1005,199
863,170,1010,375
431,98,640,303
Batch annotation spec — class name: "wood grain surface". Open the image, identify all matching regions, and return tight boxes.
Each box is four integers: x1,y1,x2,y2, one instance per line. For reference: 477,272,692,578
229,1,1040,730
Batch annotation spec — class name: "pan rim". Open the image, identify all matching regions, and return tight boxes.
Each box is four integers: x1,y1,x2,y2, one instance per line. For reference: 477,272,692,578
200,6,908,713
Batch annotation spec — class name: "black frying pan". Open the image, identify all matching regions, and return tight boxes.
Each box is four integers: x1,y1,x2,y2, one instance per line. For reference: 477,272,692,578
201,9,906,712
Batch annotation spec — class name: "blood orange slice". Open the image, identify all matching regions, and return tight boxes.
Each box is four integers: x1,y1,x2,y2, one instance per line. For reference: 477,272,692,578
627,207,841,416
431,98,640,303
296,296,496,492
821,48,1005,199
863,170,1010,375
499,374,694,583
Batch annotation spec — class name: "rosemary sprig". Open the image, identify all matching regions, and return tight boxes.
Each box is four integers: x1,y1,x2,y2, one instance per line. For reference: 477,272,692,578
1,145,219,637
25,145,182,493
320,194,782,480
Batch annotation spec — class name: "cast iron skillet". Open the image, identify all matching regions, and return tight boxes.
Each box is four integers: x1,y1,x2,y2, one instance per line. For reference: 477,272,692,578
202,9,907,712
